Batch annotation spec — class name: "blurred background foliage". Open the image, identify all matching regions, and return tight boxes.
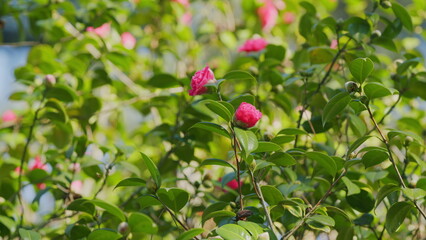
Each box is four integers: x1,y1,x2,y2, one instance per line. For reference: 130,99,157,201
1,0,426,239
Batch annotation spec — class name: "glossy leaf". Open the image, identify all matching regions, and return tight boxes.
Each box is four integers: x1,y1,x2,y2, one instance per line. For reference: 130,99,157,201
176,228,204,240
349,58,374,83
385,202,413,233
114,178,146,189
157,188,189,212
234,127,258,157
267,152,296,167
200,158,236,171
342,177,361,196
190,122,231,139
392,3,413,31
306,152,337,177
375,184,400,208
261,185,284,205
363,82,395,100
253,141,282,153
216,224,251,240
322,92,351,126
362,150,389,168
141,152,162,189
129,212,158,234
87,229,121,240
205,101,233,122
91,200,126,222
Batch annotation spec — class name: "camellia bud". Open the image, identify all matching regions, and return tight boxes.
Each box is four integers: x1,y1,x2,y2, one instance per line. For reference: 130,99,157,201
146,179,157,193
380,0,392,9
233,102,262,129
117,222,130,235
45,74,56,87
345,81,359,93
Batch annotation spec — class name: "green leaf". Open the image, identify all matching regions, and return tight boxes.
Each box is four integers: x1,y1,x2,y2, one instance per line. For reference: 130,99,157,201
45,84,77,103
364,82,396,100
202,202,230,224
362,150,389,168
349,58,374,83
346,190,375,213
271,135,296,145
267,152,296,167
388,130,423,145
69,225,91,239
392,3,413,31
261,185,284,205
129,212,158,234
347,136,371,156
91,200,126,222
19,229,41,240
190,122,231,139
157,188,189,212
306,152,337,177
309,47,334,64
147,74,180,89
234,127,258,158
278,128,307,135
402,188,426,201
200,158,236,171
265,44,286,61
385,202,413,233
0,216,16,233
216,224,251,240
140,152,162,188
67,199,95,215
228,94,256,109
27,169,49,184
307,215,335,227
87,229,121,240
237,222,264,240
137,195,162,209
114,178,146,189
203,210,236,223
375,184,400,208
176,228,204,240
223,70,256,82
342,177,361,196
253,141,282,153
205,101,232,122
322,92,351,126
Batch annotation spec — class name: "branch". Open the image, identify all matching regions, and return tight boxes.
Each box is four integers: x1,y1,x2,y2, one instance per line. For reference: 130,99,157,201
231,130,244,210
249,170,277,236
17,92,46,228
282,169,347,239
366,105,426,220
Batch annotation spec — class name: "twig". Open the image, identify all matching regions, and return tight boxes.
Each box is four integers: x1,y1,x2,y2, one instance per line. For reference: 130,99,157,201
282,169,347,239
294,38,352,146
16,91,46,228
249,170,278,236
232,130,244,210
366,105,426,220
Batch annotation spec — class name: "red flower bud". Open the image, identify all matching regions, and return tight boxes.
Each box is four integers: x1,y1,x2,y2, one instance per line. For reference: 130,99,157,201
234,102,262,128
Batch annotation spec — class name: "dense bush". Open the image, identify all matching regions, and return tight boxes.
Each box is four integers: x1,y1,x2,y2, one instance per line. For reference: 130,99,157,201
1,0,426,239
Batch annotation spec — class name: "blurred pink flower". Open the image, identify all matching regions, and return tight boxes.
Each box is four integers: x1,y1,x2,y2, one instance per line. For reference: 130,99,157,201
29,156,47,171
218,178,242,192
257,0,278,31
36,183,46,190
2,110,17,122
69,163,81,173
283,12,295,24
234,102,262,128
86,23,110,38
181,11,192,25
330,39,338,49
172,0,189,7
238,38,268,53
71,180,83,194
189,66,216,96
121,32,136,49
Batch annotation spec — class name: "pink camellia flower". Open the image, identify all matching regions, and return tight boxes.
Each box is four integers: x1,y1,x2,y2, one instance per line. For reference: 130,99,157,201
29,156,47,171
189,66,216,96
71,180,83,194
172,0,189,7
330,39,338,49
121,32,136,49
2,110,17,122
257,0,278,31
283,12,296,24
218,178,242,192
181,11,192,25
234,102,262,128
86,23,110,38
238,38,268,53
